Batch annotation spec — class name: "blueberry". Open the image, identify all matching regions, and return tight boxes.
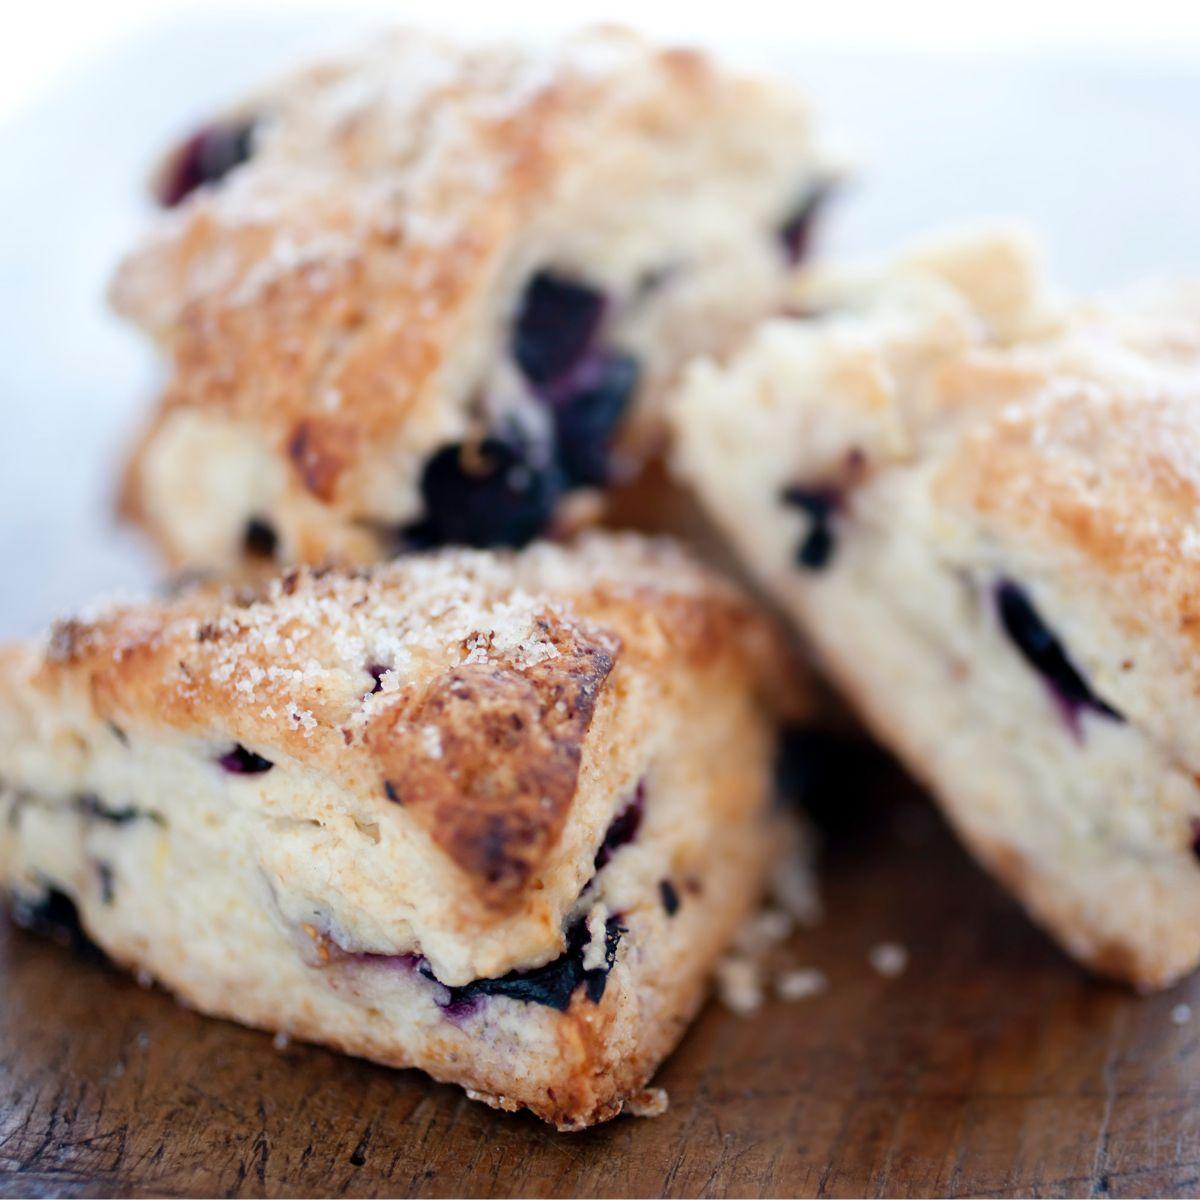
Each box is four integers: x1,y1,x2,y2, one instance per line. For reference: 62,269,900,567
217,744,274,774
779,182,834,266
995,580,1122,727
76,794,162,826
242,517,278,559
549,351,639,487
782,486,839,570
403,438,561,550
10,887,102,959
158,117,257,208
513,273,606,387
421,914,623,1013
659,879,680,916
594,782,645,871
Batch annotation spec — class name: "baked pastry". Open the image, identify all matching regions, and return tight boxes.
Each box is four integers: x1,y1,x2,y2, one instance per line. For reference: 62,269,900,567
0,534,793,1127
110,26,837,571
671,226,1200,989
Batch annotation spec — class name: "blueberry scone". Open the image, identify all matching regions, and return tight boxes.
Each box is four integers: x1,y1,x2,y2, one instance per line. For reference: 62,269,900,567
672,226,1200,989
0,534,794,1128
111,26,837,571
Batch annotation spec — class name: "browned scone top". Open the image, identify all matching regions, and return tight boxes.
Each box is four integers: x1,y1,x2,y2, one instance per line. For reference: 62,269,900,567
110,24,824,555
20,535,789,915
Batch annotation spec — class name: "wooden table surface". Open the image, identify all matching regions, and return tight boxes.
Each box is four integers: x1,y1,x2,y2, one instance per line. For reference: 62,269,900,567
1,744,1197,1200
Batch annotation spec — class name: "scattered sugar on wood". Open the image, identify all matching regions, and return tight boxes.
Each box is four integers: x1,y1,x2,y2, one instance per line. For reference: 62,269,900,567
869,942,909,978
776,967,828,1002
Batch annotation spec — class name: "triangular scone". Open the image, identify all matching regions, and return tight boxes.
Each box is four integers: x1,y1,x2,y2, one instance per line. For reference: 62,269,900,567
0,534,798,1128
672,226,1200,989
111,26,838,571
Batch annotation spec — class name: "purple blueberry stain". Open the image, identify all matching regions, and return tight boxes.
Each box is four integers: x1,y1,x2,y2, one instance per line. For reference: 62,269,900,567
158,117,257,207
994,580,1123,735
217,744,274,774
402,437,563,551
594,782,645,871
782,485,839,570
513,273,606,387
365,663,390,697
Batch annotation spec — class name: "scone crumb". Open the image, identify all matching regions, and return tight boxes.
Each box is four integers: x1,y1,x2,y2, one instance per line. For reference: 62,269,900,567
273,1031,291,1050
776,967,829,1001
1171,1003,1192,1026
624,1087,669,1119
135,969,154,989
735,907,794,955
868,941,909,978
716,955,764,1015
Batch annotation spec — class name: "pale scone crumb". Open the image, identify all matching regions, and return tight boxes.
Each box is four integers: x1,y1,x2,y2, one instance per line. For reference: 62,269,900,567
776,967,829,1002
624,1087,669,1119
1171,1003,1192,1026
734,907,794,956
272,1031,291,1050
869,941,909,978
716,955,764,1015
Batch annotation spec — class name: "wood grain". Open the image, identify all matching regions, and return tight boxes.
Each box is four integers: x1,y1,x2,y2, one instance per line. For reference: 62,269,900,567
1,750,1198,1199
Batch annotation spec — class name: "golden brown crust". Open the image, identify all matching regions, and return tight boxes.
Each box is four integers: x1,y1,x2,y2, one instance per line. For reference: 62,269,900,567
365,616,618,907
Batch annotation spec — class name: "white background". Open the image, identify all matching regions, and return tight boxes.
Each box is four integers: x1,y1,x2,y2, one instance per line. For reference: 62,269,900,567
3,1,1200,633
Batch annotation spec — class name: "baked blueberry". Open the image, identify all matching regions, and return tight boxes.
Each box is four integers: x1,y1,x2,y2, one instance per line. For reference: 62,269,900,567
513,273,606,387
158,118,257,208
242,517,278,559
549,351,639,487
10,887,101,958
422,914,623,1013
217,744,275,774
782,486,839,570
594,783,645,871
779,182,832,266
404,438,562,550
995,581,1122,726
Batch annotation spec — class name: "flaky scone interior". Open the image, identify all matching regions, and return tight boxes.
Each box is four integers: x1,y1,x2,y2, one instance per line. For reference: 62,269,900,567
0,534,794,1128
672,226,1200,989
111,26,838,572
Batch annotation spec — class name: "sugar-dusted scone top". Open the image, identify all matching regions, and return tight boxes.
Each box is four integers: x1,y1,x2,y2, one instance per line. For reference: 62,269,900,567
672,227,1200,989
111,26,836,570
0,534,786,986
